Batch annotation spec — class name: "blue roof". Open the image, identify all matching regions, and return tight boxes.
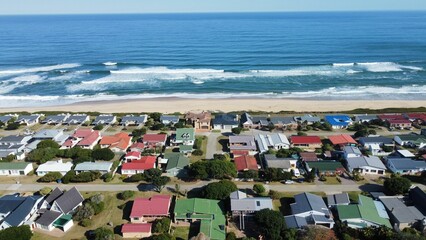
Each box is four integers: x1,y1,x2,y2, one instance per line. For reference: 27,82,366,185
3,195,42,226
0,195,25,214
325,115,352,126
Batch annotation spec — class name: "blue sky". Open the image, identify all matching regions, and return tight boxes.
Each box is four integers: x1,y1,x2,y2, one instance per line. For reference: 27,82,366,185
1,0,425,15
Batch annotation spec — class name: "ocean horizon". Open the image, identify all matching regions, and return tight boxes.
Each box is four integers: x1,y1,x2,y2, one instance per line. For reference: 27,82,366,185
0,11,426,107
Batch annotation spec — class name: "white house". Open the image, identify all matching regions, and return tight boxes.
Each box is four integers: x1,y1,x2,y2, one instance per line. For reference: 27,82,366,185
0,162,33,176
36,159,73,176
121,115,148,126
15,115,41,126
255,133,290,153
346,156,386,175
0,195,43,230
74,162,113,175
343,146,362,159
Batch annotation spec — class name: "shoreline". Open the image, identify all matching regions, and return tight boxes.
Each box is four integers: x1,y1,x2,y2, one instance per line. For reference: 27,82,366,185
0,98,425,113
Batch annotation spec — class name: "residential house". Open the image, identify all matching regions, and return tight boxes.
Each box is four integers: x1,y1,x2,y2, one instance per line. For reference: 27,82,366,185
263,154,300,176
49,187,84,215
328,134,357,148
174,198,226,240
179,145,193,155
358,136,394,149
229,136,257,155
36,159,73,176
378,114,406,121
394,134,426,149
74,162,113,175
230,191,273,229
185,111,212,130
325,115,352,129
161,153,189,177
34,210,64,231
142,134,167,149
394,149,415,158
41,114,70,125
240,113,257,129
173,128,195,146
212,114,239,130
0,135,32,146
290,136,322,151
99,132,131,152
284,192,334,229
0,194,43,230
61,129,101,150
92,114,117,125
327,193,350,208
0,115,13,125
33,129,69,145
354,114,378,123
0,162,33,176
121,223,152,239
336,195,391,229
379,196,425,230
346,156,386,175
121,115,148,126
306,161,345,176
160,115,180,125
130,195,171,223
63,114,90,125
255,133,290,153
234,155,258,172
409,187,426,217
294,114,321,125
269,117,298,130
0,144,26,160
385,157,426,175
129,142,145,153
15,115,40,126
405,113,426,125
343,146,362,159
124,151,141,162
388,119,412,129
121,156,156,176
299,152,319,162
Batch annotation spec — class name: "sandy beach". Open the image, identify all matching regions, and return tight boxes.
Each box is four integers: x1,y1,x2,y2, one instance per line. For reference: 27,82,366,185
0,98,425,113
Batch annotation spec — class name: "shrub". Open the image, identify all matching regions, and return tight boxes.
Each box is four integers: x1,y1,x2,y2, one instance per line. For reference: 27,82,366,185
226,232,237,240
93,124,104,130
231,127,242,134
384,175,412,195
132,128,147,138
39,187,52,195
38,172,63,183
73,204,94,221
80,219,92,227
92,148,115,161
297,131,307,136
203,180,237,200
253,184,265,194
194,137,203,150
153,218,171,234
90,201,105,215
103,172,113,182
27,148,58,164
192,149,203,156
5,122,20,130
0,225,32,240
93,227,114,240
126,173,144,182
62,170,76,184
118,190,135,200
70,171,101,183
37,140,60,149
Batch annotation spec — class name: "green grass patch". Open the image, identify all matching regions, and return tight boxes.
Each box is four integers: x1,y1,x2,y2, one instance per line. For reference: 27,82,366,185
172,226,190,240
323,176,342,185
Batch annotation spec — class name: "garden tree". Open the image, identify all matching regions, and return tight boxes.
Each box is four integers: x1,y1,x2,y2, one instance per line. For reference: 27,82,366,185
0,154,15,162
143,168,162,181
80,219,92,227
299,225,338,240
352,170,364,182
58,147,93,163
281,228,298,240
151,233,176,240
368,129,377,135
254,209,286,240
61,170,76,184
203,180,237,200
231,127,242,134
321,122,333,131
194,137,203,150
149,112,162,122
39,187,52,195
348,123,368,132
276,147,302,158
305,168,317,183
192,149,203,156
37,139,60,149
93,227,114,240
73,203,94,221
253,183,265,194
69,171,101,182
0,225,32,240
131,128,147,138
92,148,115,161
226,232,237,240
263,168,292,181
188,161,209,179
89,194,105,215
153,218,171,234
93,124,104,130
189,160,237,180
127,173,144,182
322,143,334,152
152,176,171,193
27,147,58,164
213,154,230,161
174,121,185,129
384,175,412,195
151,122,165,131
297,131,307,136
241,170,258,179
5,122,20,130
0,121,4,128
354,129,369,138
38,172,63,182
118,190,135,200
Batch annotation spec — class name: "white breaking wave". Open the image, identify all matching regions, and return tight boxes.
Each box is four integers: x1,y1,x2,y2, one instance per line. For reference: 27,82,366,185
332,63,355,67
0,63,81,76
0,75,46,94
103,62,117,66
356,62,423,72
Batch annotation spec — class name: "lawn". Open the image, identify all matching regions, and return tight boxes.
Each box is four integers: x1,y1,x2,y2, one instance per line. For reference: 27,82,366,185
347,191,361,203
190,136,207,162
323,176,342,185
172,226,190,240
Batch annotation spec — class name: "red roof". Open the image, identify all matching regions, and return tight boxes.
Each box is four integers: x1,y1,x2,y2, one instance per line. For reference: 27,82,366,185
388,119,411,124
291,136,322,144
73,129,94,138
232,150,249,156
406,113,426,121
76,130,100,146
299,152,318,161
100,132,131,150
421,154,426,160
130,142,145,150
234,155,258,171
143,134,167,143
130,195,171,218
122,156,156,170
125,151,141,159
378,114,405,120
122,223,152,233
328,134,357,145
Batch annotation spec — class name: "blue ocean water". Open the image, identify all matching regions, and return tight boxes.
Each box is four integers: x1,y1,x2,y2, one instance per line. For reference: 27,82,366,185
0,12,426,107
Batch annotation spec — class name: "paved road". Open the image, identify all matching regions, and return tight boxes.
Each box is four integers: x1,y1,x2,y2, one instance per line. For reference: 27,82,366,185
205,132,222,159
2,182,425,194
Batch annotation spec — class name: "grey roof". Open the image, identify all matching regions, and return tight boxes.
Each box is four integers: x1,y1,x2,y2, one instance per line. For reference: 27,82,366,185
284,215,308,229
255,133,290,153
229,135,256,151
16,115,39,123
0,135,28,142
3,195,42,226
93,115,115,125
0,144,24,151
252,117,269,126
33,129,64,139
240,113,253,125
230,197,273,212
230,190,247,200
45,187,64,205
387,158,426,171
0,195,25,214
359,137,393,145
53,187,84,214
74,162,112,172
64,114,88,124
160,115,180,123
291,192,328,215
269,117,296,125
0,151,14,158
35,210,62,226
263,154,294,169
312,214,335,223
344,146,362,156
409,187,426,215
347,156,386,170
370,192,386,200
327,193,350,206
354,114,378,121
379,197,424,224
42,115,68,124
212,114,238,126
121,115,147,124
294,114,321,123
0,116,12,123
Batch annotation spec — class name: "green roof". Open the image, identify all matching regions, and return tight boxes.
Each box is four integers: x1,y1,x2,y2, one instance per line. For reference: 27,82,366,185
398,135,426,144
164,153,190,171
174,198,226,240
179,145,194,151
0,162,31,170
53,214,72,228
175,128,195,142
307,161,344,172
337,195,391,228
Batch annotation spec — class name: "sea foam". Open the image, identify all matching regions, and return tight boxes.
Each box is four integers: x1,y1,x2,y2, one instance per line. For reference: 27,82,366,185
0,63,81,76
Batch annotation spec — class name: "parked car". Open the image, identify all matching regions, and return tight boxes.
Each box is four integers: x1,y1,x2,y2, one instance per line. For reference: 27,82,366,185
282,180,294,184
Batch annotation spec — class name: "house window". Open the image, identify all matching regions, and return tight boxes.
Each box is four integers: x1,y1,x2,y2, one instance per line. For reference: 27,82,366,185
256,201,260,207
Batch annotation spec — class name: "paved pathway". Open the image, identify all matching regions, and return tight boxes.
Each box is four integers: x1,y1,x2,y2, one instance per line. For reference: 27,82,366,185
205,132,222,159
